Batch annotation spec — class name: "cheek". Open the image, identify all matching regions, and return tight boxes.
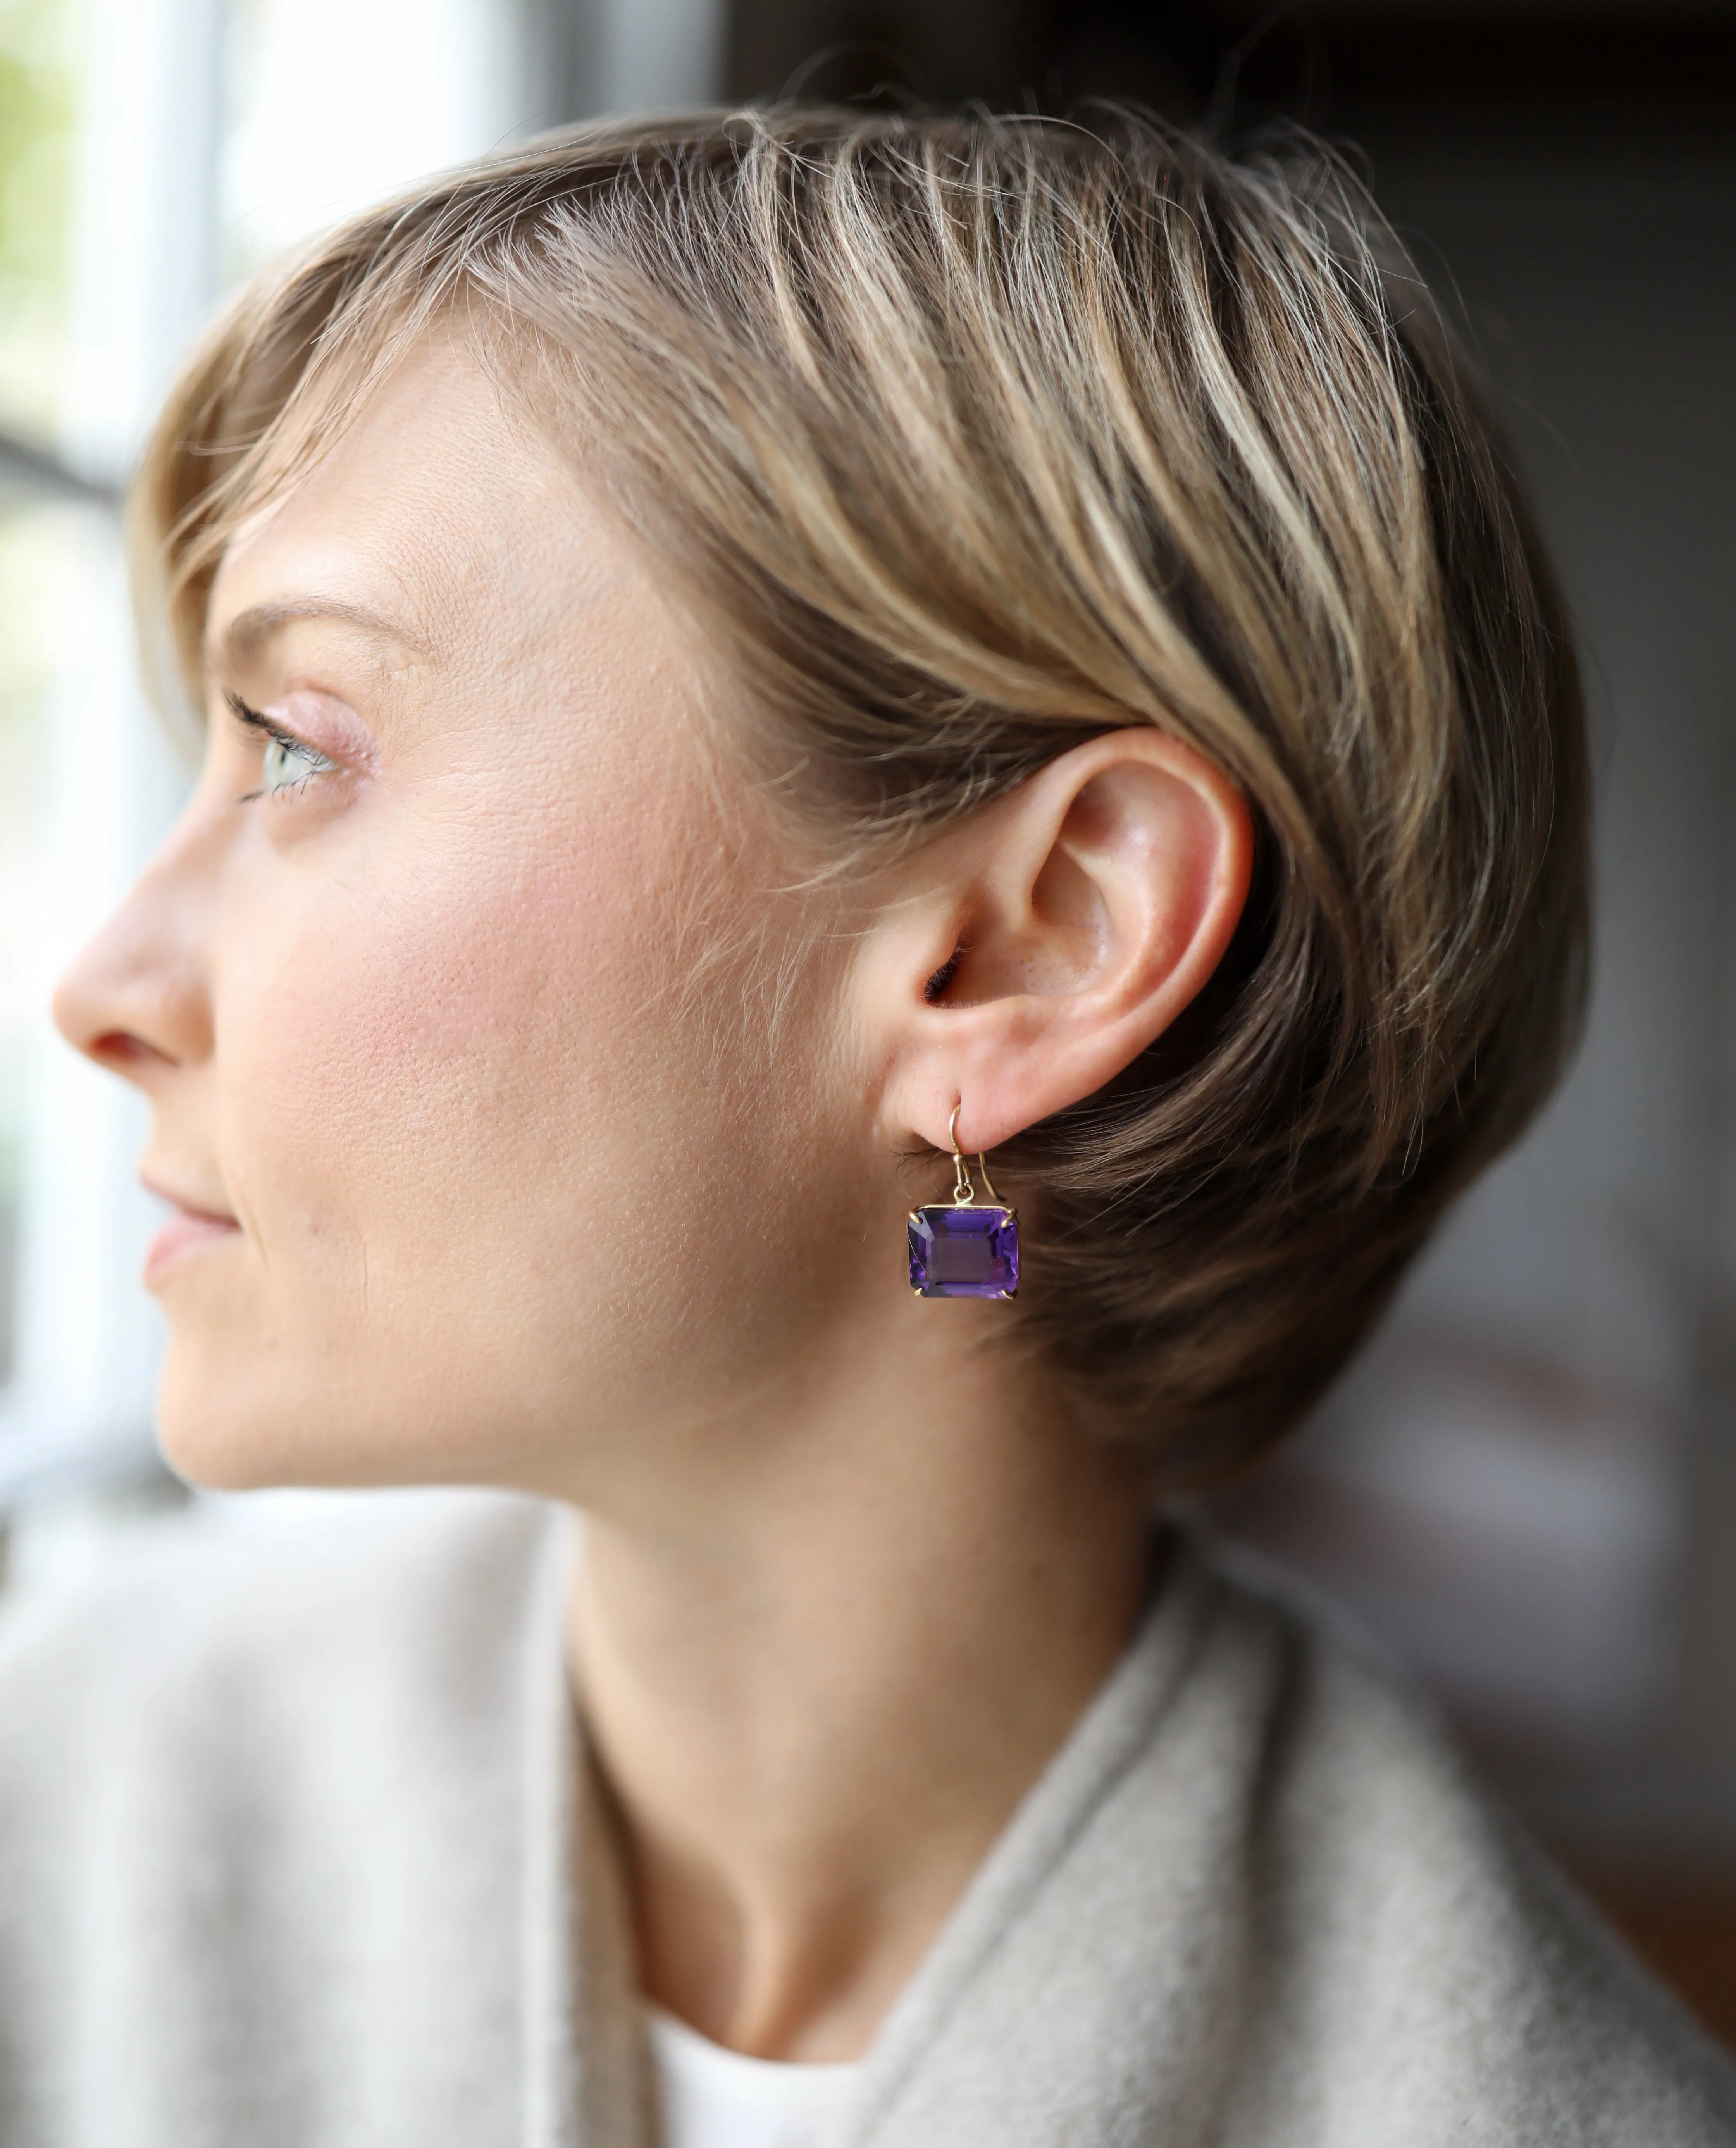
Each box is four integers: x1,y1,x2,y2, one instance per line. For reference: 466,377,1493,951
189,768,832,1478
225,803,661,1299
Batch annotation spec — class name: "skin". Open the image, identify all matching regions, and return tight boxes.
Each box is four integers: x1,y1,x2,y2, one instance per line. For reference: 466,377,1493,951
54,339,1252,2062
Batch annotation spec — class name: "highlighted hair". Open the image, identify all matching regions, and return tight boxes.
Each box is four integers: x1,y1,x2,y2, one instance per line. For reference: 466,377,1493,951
135,109,1588,1483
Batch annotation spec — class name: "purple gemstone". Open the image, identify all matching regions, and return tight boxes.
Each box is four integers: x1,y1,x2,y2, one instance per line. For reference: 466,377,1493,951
908,1205,1020,1298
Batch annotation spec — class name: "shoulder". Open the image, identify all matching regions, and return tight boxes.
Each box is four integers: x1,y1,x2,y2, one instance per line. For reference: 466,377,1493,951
0,1485,563,1893
0,1487,565,2142
1181,1531,1736,2144
0,1486,560,1748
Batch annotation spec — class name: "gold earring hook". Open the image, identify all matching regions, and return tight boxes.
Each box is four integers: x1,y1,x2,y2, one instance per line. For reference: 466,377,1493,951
947,1101,1001,1206
949,1102,975,1205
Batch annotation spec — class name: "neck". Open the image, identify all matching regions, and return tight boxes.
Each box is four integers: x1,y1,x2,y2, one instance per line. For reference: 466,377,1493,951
565,1316,1152,2064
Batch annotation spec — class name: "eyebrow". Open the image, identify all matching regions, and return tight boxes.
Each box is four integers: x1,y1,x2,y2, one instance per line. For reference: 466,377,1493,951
209,597,432,674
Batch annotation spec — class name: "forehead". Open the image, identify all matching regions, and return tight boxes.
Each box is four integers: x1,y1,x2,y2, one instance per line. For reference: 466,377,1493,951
205,339,621,675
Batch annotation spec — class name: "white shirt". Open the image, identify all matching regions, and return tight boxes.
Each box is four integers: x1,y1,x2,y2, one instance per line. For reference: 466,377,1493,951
648,2007,861,2148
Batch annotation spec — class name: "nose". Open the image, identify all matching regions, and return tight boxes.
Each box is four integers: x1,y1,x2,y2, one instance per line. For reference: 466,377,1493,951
52,799,219,1087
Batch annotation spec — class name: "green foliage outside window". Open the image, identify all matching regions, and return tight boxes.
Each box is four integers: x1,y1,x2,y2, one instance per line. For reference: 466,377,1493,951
0,0,79,1379
0,0,77,442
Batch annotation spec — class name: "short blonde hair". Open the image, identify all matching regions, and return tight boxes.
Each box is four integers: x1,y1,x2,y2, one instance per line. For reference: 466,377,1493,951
136,109,1588,1486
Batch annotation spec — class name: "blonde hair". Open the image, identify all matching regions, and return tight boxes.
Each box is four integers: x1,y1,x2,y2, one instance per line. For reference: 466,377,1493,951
135,108,1588,1485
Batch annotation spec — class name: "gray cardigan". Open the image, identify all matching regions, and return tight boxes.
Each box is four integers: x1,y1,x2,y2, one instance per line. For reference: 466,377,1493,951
0,1488,1731,2147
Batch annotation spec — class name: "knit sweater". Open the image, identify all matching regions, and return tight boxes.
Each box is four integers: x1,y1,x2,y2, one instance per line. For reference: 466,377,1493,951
0,1488,1731,2147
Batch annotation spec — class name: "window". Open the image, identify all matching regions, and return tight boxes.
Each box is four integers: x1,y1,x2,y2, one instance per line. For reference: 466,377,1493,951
0,0,726,1524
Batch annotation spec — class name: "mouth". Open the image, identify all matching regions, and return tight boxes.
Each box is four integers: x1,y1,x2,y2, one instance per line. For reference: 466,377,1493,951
141,1180,243,1288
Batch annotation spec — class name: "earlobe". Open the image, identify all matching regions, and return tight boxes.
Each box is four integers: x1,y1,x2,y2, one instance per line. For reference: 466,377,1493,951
874,727,1253,1157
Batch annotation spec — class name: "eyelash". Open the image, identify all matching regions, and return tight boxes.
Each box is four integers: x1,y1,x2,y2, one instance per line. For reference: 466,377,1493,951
226,691,333,802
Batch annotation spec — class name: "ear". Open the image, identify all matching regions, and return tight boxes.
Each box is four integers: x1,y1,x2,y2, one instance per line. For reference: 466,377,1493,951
864,728,1254,1158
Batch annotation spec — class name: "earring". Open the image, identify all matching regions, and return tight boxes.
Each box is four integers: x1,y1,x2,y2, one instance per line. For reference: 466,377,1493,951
907,1103,1020,1299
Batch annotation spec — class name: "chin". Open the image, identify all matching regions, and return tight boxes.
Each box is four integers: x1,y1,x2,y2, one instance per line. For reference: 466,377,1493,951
154,1398,314,1492
154,1348,365,1493
154,1340,514,1495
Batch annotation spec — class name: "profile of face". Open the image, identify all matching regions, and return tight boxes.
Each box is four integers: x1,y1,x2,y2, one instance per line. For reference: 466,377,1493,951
53,340,1250,1504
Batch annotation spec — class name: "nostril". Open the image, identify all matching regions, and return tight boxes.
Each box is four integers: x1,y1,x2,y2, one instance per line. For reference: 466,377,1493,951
86,1030,173,1074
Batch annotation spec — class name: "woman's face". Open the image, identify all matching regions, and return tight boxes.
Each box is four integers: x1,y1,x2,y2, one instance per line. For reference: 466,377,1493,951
54,343,885,1494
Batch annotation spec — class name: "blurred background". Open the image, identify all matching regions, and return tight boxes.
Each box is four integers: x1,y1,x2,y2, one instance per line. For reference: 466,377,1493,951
2,0,1734,2038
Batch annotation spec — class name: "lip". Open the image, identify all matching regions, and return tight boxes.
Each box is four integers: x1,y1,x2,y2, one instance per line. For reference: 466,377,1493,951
142,1201,242,1288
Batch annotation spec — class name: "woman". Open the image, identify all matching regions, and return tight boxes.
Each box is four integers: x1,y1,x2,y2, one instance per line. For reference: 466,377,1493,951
10,107,1734,2146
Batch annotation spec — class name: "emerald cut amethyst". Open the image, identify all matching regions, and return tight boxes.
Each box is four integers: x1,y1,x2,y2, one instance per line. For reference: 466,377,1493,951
908,1205,1020,1298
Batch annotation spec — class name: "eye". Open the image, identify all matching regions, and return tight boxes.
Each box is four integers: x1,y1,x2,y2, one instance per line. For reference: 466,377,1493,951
226,692,338,801
260,727,335,798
